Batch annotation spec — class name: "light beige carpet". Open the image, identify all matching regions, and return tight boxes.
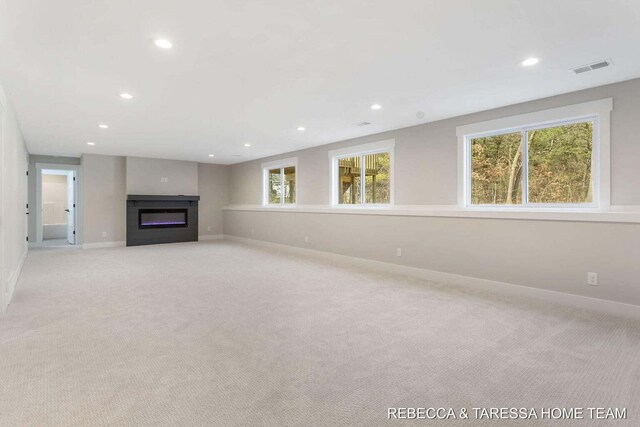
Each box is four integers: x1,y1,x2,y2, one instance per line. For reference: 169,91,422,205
1,240,639,426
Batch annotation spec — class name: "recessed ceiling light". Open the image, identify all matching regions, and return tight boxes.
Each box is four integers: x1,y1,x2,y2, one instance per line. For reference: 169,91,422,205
297,126,305,131
98,124,109,129
521,57,539,67
120,93,133,100
154,39,173,49
87,142,95,146
371,104,382,110
244,143,251,147
208,154,215,158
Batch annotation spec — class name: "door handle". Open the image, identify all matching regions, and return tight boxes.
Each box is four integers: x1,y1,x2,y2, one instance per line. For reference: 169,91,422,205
65,209,70,212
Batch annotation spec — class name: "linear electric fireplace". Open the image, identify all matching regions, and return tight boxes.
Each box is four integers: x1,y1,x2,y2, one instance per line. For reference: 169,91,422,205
127,195,199,246
139,209,188,228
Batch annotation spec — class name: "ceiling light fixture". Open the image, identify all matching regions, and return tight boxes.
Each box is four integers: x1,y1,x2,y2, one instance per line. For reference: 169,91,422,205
87,142,95,146
120,93,133,100
98,124,109,129
521,57,539,67
297,126,305,131
244,143,251,147
154,39,173,49
371,104,382,110
208,154,215,158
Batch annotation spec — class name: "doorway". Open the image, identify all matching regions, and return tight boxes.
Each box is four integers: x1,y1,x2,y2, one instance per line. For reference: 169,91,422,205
37,167,78,247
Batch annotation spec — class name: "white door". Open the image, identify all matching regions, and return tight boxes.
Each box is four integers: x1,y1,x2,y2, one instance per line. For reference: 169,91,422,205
66,171,75,244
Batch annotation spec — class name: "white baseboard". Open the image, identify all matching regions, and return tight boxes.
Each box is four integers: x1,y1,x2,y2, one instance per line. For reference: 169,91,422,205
224,235,640,320
82,241,126,250
2,251,27,313
84,237,224,248
198,234,224,241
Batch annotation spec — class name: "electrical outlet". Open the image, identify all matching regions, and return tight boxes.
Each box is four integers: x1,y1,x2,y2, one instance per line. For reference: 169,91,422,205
587,272,598,286
304,236,309,243
396,248,402,257
207,226,211,231
102,231,107,237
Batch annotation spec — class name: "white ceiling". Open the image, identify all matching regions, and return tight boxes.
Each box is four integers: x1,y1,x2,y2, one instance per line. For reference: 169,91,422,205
1,1,639,164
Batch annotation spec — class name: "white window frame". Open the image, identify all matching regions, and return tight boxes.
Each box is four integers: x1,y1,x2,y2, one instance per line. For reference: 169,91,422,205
456,98,612,210
262,157,298,206
328,139,395,207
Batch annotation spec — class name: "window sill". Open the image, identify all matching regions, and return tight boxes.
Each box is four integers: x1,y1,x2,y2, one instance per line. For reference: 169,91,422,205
224,204,640,224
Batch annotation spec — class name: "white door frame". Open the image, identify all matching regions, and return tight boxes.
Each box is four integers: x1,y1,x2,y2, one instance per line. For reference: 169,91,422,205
65,170,76,244
0,101,5,310
35,162,82,246
24,151,28,249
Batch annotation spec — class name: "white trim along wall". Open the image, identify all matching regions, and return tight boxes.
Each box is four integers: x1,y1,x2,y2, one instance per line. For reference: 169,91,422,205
223,204,640,224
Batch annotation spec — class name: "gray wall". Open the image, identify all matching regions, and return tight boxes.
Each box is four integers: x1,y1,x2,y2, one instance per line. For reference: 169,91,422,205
126,157,198,196
225,78,640,307
198,163,230,236
0,84,29,311
82,154,127,244
230,78,640,206
223,211,640,306
81,154,229,243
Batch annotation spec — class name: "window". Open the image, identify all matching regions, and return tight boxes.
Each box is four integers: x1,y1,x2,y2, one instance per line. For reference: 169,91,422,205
262,158,297,206
329,140,394,206
470,120,594,206
457,99,612,209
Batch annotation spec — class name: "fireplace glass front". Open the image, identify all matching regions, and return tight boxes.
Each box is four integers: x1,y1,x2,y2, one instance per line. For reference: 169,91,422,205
138,209,188,229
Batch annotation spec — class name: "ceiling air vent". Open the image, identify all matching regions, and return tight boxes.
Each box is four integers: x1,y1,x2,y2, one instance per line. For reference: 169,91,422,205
357,122,371,127
572,59,613,74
